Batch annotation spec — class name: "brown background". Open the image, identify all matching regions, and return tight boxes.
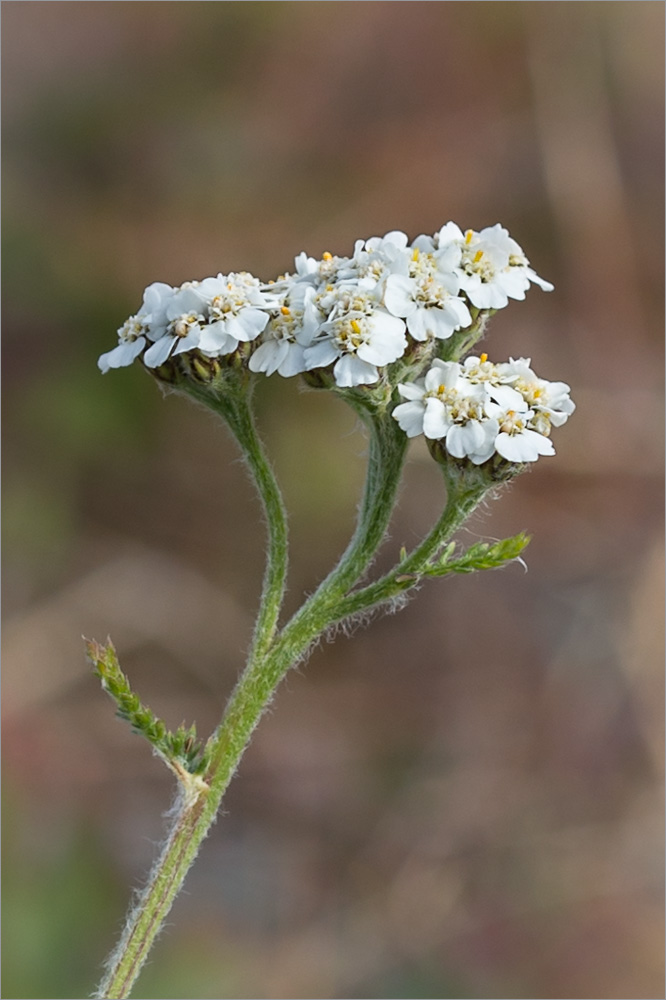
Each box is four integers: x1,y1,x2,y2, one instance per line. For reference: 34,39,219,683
3,3,664,998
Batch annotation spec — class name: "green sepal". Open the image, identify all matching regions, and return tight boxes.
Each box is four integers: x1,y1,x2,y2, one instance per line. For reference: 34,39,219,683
85,638,210,776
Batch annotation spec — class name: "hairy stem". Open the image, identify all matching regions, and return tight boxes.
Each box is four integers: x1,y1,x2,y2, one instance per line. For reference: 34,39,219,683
329,465,493,622
181,378,289,662
94,408,407,999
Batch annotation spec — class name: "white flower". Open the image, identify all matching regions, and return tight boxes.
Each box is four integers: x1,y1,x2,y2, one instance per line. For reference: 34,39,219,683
98,281,175,372
249,285,319,378
419,362,500,463
393,360,499,464
98,315,148,373
384,245,471,342
501,357,575,427
304,284,407,387
461,353,527,409
194,272,273,356
393,354,571,465
143,286,208,368
343,231,409,286
294,250,350,288
494,408,555,462
436,222,553,310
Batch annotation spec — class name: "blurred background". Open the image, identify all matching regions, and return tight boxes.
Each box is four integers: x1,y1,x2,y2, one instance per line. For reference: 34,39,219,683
3,3,664,998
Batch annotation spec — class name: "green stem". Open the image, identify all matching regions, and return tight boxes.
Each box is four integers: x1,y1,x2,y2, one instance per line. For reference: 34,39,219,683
95,408,407,999
182,378,289,662
329,465,493,623
206,410,409,781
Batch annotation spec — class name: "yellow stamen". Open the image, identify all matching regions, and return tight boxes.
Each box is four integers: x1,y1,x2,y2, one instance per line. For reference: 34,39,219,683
350,319,362,334
280,306,291,316
322,251,333,261
412,248,420,262
480,353,488,363
473,250,484,263
465,230,474,244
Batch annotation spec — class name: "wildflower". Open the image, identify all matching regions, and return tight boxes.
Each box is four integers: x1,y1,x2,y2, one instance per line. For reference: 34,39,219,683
494,408,555,462
501,357,575,426
142,286,208,368
304,282,407,387
98,282,173,372
436,222,553,310
98,315,149,373
249,285,319,377
384,244,472,342
393,355,572,466
195,272,274,356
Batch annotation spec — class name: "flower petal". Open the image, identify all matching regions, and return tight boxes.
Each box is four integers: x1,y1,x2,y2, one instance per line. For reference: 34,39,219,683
333,354,378,387
143,336,175,368
422,398,451,440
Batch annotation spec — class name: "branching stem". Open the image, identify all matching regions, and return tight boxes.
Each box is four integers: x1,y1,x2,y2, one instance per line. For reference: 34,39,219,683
95,404,408,999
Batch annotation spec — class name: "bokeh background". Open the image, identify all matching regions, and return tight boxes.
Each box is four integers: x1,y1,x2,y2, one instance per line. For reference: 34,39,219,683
3,3,664,998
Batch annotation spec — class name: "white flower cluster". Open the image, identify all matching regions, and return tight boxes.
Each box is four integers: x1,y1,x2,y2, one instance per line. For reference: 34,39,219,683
98,222,552,389
393,355,575,464
98,222,574,465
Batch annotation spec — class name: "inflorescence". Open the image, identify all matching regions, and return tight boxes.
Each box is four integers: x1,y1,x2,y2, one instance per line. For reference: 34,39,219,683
99,222,574,466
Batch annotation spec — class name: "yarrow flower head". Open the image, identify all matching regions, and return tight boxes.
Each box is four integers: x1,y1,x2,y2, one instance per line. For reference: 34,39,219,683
392,354,574,466
97,222,560,427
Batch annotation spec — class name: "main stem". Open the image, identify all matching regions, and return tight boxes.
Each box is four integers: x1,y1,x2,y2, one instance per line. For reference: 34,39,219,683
95,407,407,999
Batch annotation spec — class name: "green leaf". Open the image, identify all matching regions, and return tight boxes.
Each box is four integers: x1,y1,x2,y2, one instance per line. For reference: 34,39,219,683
424,532,530,577
85,638,210,775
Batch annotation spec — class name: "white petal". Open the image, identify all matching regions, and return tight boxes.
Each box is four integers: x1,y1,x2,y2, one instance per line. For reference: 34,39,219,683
446,296,473,327
384,275,416,318
142,282,174,315
434,244,462,277
198,322,238,354
436,221,465,246
425,308,457,341
499,269,529,301
458,271,507,310
526,268,554,291
444,424,468,458
277,344,307,377
424,361,460,392
489,384,527,410
166,287,205,319
358,320,406,366
495,429,554,463
392,400,426,437
143,336,175,368
422,398,451,440
236,307,270,341
333,354,378,387
172,329,201,355
249,340,287,376
411,234,436,253
406,309,431,342
455,420,486,455
304,339,340,370
397,381,426,401
97,338,145,372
